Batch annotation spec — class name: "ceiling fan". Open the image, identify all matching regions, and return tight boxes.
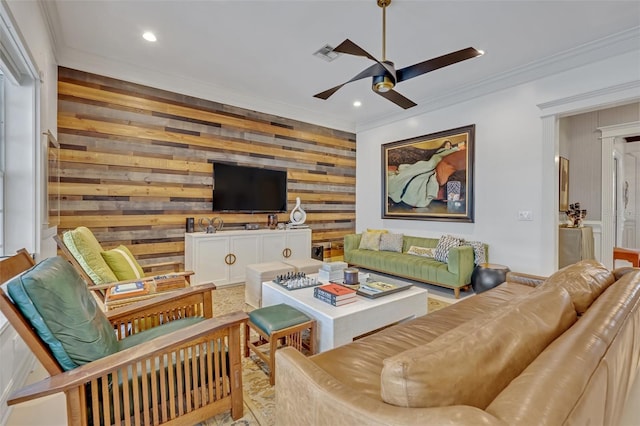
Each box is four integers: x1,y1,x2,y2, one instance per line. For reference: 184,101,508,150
313,0,484,109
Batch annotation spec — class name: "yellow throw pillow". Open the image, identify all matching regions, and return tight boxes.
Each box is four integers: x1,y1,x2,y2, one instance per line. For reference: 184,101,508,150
101,245,145,281
63,227,118,284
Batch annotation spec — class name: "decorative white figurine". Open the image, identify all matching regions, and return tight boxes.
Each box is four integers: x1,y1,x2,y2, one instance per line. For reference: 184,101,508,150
289,197,307,225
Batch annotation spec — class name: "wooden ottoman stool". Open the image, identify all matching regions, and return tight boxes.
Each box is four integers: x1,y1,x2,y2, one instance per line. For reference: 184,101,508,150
245,261,295,308
282,257,324,275
245,303,316,385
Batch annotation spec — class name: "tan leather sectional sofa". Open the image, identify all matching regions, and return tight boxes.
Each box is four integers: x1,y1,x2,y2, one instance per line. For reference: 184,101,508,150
275,260,640,425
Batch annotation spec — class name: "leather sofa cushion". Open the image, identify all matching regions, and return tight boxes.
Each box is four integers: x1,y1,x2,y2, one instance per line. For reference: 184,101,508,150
380,285,577,409
310,281,536,401
486,269,640,425
542,259,615,314
7,256,119,370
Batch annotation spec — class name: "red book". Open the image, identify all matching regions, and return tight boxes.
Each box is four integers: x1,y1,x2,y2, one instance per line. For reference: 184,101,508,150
316,283,356,300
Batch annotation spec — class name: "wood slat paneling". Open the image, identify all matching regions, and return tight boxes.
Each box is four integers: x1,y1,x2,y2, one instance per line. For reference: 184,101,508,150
56,67,356,266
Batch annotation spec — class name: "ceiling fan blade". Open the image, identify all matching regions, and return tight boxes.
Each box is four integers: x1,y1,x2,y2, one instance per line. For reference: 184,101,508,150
333,39,379,62
397,47,483,83
314,63,386,100
375,89,417,109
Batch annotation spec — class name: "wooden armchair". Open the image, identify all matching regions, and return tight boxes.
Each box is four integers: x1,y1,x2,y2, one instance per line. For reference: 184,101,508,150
54,227,194,299
1,254,247,426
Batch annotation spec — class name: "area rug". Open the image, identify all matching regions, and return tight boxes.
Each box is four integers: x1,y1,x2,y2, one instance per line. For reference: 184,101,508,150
203,284,451,426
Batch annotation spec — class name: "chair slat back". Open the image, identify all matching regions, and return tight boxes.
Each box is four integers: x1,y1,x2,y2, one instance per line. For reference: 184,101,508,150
0,250,64,375
0,248,34,283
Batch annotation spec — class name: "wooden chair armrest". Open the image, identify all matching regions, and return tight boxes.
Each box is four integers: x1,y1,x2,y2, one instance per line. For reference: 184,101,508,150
105,283,216,323
88,271,195,292
8,311,248,405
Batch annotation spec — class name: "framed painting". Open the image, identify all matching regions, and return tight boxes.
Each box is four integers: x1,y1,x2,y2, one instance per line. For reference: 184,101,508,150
382,124,475,222
559,156,569,212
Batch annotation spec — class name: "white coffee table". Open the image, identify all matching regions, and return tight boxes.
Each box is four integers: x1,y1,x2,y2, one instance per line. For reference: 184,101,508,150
261,275,428,352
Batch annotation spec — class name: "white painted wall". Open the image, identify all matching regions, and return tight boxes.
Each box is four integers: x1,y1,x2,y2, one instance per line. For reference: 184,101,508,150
357,50,640,277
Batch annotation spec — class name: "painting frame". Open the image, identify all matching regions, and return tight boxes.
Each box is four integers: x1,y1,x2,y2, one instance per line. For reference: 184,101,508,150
559,156,569,212
382,124,475,222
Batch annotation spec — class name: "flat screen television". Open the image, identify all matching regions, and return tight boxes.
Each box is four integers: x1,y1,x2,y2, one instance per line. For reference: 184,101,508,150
212,162,287,212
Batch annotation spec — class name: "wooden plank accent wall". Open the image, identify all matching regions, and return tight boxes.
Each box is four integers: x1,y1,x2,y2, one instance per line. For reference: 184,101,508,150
56,67,356,269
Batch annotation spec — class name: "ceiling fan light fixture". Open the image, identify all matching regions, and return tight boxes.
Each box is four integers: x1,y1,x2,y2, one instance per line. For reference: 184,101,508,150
372,75,394,92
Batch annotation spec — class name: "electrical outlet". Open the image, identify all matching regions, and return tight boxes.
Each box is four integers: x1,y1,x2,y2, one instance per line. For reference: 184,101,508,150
518,210,533,221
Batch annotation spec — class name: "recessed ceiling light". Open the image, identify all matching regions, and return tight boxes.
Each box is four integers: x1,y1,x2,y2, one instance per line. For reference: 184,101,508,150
313,44,340,62
142,31,157,42
353,100,362,107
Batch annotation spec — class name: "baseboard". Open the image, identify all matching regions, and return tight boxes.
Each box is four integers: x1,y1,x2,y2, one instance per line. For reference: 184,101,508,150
0,350,36,426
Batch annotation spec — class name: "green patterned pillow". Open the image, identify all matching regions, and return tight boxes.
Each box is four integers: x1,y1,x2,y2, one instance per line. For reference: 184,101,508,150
101,245,145,280
359,231,383,251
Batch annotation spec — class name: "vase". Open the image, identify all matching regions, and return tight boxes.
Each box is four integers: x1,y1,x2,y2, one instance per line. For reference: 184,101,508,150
289,197,306,225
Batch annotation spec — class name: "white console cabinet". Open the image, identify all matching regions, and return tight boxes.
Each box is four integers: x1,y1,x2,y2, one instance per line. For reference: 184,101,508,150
185,228,311,286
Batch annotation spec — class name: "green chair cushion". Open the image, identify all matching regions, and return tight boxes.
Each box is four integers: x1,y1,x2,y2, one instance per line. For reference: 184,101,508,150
249,303,311,336
63,226,118,285
101,245,145,281
118,317,205,350
7,257,119,371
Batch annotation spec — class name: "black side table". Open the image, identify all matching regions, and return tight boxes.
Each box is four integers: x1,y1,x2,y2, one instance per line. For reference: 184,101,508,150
471,263,510,294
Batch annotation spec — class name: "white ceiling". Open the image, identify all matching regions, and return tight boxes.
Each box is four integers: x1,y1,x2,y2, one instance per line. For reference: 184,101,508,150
39,0,640,132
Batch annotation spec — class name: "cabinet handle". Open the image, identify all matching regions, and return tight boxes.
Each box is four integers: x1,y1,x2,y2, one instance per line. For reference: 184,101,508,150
225,253,236,265
283,248,292,258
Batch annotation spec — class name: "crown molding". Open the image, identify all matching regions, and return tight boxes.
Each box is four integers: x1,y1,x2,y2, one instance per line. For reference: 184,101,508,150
538,80,640,118
37,0,61,63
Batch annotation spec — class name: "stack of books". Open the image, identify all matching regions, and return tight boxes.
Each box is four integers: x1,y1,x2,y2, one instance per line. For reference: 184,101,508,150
313,283,357,306
107,281,151,301
318,261,348,282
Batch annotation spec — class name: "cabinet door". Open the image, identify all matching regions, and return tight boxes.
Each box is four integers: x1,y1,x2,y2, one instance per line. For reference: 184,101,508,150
285,230,311,259
260,233,287,262
228,234,261,283
192,237,230,285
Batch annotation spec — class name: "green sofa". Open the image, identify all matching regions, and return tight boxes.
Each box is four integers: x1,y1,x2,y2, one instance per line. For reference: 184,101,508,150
344,233,486,298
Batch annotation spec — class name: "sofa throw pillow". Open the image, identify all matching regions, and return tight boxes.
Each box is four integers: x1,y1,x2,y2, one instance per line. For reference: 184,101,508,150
63,227,118,285
379,233,404,252
359,231,384,251
464,240,487,265
407,246,435,258
380,285,577,409
434,235,462,263
101,245,145,280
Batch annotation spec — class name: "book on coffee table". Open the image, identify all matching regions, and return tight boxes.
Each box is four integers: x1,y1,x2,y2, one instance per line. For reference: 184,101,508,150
315,283,357,301
357,280,412,299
